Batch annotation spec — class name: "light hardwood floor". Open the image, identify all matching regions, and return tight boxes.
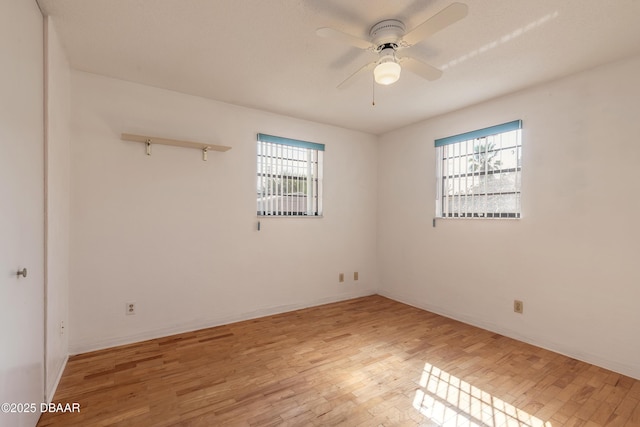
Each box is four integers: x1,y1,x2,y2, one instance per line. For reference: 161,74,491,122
38,295,640,426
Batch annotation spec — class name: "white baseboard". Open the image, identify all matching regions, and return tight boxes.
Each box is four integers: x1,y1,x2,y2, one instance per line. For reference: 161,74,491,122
69,289,376,355
46,354,69,403
378,289,640,380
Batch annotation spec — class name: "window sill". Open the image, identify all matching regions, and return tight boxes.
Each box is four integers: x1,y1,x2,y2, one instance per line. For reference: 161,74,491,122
257,215,324,219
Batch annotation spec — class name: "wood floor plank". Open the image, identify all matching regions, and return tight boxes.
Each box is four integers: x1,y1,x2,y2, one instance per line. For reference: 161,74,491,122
37,295,640,426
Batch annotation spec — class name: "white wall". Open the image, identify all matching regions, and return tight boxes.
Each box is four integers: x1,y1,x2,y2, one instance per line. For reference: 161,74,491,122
45,17,71,401
68,71,378,353
378,55,640,379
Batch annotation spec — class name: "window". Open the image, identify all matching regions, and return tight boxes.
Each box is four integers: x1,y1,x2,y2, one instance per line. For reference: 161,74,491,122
257,133,324,216
435,120,522,218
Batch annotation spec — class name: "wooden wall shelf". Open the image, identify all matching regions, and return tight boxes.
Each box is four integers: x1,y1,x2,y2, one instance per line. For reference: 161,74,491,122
121,133,231,161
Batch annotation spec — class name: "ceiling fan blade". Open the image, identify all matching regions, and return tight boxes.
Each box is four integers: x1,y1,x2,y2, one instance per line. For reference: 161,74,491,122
337,61,377,89
401,57,443,81
402,2,468,46
316,27,373,50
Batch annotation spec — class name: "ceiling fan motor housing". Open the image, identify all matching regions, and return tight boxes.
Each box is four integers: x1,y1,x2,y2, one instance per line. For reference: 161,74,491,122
369,19,405,49
378,46,397,63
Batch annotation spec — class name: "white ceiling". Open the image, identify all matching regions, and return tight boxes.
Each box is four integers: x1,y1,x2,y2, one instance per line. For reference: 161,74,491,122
37,0,640,135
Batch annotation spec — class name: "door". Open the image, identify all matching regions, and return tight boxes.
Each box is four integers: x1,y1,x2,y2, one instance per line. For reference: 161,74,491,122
0,1,45,426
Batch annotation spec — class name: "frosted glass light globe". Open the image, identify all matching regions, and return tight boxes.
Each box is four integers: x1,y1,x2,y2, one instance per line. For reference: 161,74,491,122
374,61,401,85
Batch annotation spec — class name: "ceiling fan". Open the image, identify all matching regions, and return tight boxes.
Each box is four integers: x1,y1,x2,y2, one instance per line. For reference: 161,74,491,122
316,2,468,88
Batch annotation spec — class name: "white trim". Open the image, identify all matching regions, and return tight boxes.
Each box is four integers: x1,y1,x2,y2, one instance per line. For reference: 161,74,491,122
43,14,50,405
69,290,376,355
45,354,68,403
378,289,640,380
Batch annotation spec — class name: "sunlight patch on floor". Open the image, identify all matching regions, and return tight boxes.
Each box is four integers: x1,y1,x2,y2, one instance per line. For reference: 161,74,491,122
413,363,552,427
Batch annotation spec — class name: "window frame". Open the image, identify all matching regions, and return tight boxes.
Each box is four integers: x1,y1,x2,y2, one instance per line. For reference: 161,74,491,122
435,120,522,219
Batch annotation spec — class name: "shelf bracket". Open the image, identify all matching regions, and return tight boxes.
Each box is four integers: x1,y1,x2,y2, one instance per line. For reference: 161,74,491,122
146,139,152,156
202,147,209,161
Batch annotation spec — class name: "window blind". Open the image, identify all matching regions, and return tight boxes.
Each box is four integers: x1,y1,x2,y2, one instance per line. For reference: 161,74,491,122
256,134,324,216
435,121,522,218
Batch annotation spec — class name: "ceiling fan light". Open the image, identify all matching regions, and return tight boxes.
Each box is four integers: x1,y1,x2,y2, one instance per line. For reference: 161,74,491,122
374,61,401,85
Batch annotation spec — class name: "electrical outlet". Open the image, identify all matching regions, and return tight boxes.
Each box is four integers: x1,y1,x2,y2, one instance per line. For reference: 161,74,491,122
126,301,136,315
514,300,523,314
339,273,344,283
353,272,359,281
